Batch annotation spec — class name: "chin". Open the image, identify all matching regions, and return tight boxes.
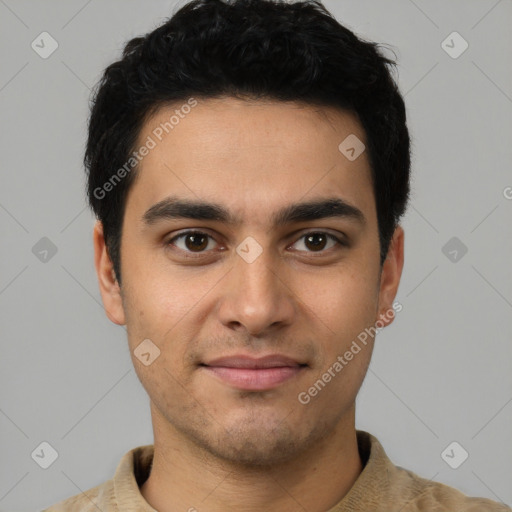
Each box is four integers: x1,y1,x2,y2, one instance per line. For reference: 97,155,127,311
191,416,322,468
209,434,304,467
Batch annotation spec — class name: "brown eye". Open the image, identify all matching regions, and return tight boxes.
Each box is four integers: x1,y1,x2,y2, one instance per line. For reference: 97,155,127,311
304,233,328,251
184,233,209,251
291,232,344,253
168,231,217,253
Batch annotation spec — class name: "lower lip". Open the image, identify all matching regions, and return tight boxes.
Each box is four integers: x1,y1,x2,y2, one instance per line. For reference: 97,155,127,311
202,366,305,391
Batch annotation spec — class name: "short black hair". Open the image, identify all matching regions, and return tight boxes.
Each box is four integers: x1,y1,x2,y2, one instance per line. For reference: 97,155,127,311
85,0,411,284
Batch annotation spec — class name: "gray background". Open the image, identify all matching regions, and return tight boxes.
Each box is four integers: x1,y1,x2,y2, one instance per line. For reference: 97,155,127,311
1,0,511,510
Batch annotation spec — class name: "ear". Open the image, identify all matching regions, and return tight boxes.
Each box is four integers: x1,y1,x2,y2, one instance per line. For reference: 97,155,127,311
93,220,126,325
375,225,404,327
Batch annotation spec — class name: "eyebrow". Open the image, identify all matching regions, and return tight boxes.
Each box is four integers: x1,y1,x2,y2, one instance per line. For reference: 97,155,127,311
142,195,366,227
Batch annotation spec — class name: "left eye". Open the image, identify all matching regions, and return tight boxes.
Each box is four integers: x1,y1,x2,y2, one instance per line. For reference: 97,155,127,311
167,231,344,254
290,232,343,252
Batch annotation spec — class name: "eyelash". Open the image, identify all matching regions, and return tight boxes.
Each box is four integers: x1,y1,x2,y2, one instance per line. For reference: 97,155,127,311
165,230,347,258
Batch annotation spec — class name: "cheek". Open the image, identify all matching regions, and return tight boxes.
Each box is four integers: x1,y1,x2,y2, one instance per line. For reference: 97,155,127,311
297,272,378,412
299,264,379,341
121,265,196,334
121,286,192,403
120,270,208,382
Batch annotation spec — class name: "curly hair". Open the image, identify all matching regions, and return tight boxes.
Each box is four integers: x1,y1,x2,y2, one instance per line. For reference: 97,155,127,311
85,0,411,283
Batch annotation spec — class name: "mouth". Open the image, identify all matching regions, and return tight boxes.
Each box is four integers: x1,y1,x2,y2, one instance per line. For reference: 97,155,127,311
199,354,308,391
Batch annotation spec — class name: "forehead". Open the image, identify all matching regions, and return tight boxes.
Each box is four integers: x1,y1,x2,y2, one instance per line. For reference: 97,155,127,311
125,97,375,227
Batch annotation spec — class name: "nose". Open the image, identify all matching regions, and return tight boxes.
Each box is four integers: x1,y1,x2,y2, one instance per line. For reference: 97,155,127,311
216,244,296,336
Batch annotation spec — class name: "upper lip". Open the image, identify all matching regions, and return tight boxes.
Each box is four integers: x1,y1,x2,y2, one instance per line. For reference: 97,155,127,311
202,354,305,369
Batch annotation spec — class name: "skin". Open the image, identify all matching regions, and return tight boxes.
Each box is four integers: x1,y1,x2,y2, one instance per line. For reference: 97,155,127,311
94,97,404,512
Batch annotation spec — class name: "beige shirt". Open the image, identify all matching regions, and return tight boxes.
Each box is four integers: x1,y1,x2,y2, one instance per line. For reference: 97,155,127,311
43,430,511,511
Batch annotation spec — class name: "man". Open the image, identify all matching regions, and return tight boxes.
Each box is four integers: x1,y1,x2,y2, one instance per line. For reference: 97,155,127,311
44,0,511,510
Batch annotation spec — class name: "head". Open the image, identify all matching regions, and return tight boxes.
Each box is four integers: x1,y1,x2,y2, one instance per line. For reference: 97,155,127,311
90,0,409,466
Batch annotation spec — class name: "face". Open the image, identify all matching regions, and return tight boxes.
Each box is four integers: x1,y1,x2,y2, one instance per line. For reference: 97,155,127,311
95,97,404,466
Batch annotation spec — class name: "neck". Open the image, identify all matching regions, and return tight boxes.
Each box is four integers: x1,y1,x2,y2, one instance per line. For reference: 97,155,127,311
141,403,363,512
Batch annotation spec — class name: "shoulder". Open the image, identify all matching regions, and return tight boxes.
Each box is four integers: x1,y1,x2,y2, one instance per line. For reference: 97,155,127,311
40,444,154,511
41,478,115,511
355,431,511,511
391,463,511,511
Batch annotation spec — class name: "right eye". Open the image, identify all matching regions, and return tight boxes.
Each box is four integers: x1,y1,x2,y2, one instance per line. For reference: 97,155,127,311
166,230,221,256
